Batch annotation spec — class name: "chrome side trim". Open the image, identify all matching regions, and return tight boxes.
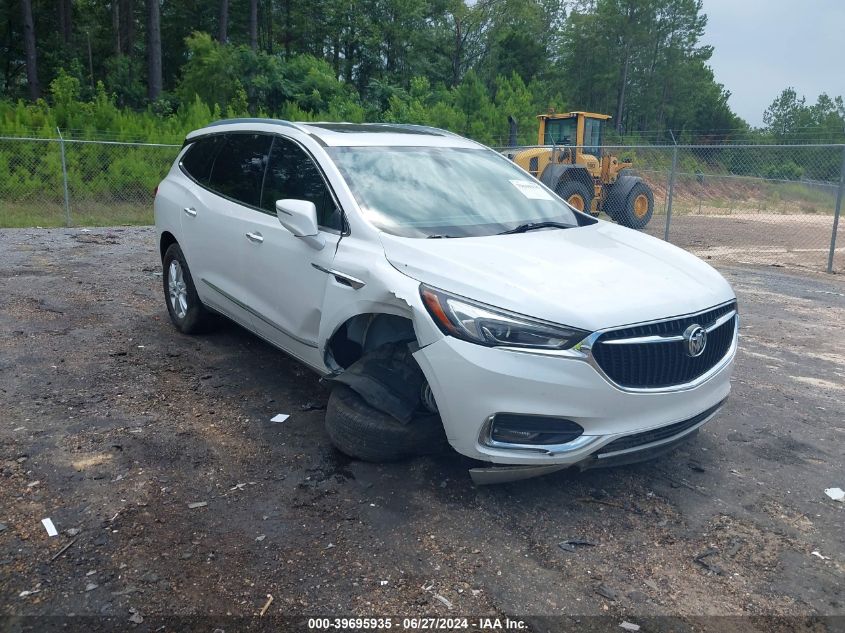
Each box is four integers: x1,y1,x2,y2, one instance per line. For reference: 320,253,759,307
203,297,328,375
595,404,724,459
478,414,601,455
601,309,736,345
311,263,366,289
602,333,684,345
706,309,738,332
201,278,318,348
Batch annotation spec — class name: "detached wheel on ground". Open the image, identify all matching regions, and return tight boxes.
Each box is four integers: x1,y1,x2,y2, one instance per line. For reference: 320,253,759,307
555,180,594,215
325,385,445,462
162,243,210,334
615,182,654,229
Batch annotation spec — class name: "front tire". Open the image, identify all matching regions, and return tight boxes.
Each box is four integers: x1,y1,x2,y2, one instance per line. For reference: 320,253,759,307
162,243,209,334
325,385,445,462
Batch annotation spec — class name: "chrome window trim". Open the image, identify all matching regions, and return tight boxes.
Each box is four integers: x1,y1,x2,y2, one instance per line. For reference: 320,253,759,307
179,131,349,235
262,134,349,234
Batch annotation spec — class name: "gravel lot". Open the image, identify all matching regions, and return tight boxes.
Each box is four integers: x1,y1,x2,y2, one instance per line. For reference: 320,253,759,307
644,213,844,274
1,226,844,631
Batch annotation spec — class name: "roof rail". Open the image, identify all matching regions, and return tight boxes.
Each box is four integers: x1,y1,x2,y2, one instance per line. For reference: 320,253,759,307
396,123,463,138
203,118,298,129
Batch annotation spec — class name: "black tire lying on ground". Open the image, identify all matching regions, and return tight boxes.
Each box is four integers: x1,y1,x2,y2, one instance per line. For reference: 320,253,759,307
325,385,446,462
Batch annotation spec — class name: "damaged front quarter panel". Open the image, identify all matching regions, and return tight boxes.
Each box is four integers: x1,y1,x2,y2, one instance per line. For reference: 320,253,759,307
318,239,444,376
317,238,446,419
329,341,428,424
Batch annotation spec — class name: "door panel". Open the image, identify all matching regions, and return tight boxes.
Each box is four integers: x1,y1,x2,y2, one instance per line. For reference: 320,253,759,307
184,191,258,325
177,132,272,327
239,211,339,366
239,136,343,369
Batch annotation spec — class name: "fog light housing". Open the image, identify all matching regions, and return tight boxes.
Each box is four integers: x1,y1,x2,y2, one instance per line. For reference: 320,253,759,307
489,414,584,446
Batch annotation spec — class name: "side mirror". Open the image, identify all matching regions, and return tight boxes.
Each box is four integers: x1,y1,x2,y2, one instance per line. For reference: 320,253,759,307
276,199,318,236
275,199,325,250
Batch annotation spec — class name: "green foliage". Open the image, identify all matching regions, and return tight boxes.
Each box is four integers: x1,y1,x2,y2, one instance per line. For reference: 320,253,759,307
5,0,842,146
764,161,804,181
103,55,148,109
1,0,843,229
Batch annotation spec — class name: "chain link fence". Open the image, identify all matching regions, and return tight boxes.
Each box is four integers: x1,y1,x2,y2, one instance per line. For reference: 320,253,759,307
0,133,843,273
498,143,845,273
0,134,179,229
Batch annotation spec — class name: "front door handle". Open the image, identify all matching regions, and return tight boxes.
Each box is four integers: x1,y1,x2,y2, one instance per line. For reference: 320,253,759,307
245,232,264,244
183,207,197,217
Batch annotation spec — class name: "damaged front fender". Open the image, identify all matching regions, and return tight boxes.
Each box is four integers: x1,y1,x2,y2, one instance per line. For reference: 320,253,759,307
329,342,427,424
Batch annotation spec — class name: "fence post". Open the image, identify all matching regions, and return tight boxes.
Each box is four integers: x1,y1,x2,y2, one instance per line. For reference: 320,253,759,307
57,127,72,227
827,145,845,273
664,132,678,242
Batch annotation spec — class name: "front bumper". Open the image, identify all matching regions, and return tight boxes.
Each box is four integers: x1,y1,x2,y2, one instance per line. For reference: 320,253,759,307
413,330,735,466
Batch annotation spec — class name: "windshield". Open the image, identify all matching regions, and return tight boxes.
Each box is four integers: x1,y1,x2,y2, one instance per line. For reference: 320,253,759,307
544,118,576,145
327,147,579,238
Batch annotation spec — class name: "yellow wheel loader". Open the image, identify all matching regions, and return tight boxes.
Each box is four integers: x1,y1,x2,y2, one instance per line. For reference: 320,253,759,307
506,112,655,229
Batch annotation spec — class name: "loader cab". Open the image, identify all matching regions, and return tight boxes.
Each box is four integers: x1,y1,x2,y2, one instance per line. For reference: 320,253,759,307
538,112,611,159
541,116,577,146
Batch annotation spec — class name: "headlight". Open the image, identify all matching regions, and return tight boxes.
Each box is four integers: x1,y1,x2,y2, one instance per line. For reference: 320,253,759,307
420,284,589,350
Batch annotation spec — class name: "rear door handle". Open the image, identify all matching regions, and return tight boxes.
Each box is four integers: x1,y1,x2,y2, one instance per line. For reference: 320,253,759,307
183,207,197,217
245,232,264,243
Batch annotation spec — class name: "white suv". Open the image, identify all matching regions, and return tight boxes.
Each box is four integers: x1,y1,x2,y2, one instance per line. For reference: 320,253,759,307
155,119,737,483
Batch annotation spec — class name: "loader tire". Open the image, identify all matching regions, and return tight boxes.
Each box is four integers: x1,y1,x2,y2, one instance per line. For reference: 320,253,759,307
616,181,654,229
555,180,594,215
324,385,446,462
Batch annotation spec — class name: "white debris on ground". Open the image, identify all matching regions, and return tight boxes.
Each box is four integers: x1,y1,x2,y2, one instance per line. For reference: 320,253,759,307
824,487,844,502
41,518,58,537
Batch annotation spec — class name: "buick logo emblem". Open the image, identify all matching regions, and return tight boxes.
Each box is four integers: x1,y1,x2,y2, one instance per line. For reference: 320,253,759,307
683,324,707,357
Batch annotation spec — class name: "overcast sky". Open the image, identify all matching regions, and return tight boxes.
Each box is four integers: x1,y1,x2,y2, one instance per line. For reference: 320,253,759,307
700,0,844,127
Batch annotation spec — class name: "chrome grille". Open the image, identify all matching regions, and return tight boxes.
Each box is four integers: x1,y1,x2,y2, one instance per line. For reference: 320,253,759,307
591,302,737,389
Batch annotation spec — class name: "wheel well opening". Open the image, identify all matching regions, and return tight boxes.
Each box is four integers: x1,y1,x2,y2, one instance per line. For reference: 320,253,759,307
326,314,418,370
159,231,177,261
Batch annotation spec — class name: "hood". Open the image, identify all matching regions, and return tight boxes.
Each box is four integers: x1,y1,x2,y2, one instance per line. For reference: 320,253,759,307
380,222,735,331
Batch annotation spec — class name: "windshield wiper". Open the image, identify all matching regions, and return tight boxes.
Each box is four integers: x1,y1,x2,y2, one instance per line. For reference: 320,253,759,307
426,234,455,239
497,221,573,235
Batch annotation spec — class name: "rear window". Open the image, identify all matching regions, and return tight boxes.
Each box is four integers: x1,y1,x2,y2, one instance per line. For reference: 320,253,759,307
180,136,224,184
208,133,273,207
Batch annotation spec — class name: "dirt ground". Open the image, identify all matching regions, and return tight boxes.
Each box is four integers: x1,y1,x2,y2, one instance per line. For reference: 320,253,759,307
1,226,844,632
643,213,845,273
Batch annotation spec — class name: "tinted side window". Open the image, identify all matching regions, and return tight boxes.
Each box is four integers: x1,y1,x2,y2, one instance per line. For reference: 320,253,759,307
181,136,224,184
208,133,273,207
262,137,342,230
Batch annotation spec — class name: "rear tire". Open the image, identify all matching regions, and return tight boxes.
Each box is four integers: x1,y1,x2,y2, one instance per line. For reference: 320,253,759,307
325,385,445,462
555,180,594,215
162,243,210,334
615,182,654,229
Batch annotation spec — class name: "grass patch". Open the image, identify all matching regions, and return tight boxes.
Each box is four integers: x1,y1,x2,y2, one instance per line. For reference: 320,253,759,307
0,201,153,228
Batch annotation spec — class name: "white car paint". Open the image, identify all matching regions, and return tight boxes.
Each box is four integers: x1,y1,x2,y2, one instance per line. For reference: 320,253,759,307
380,222,733,332
155,119,738,473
